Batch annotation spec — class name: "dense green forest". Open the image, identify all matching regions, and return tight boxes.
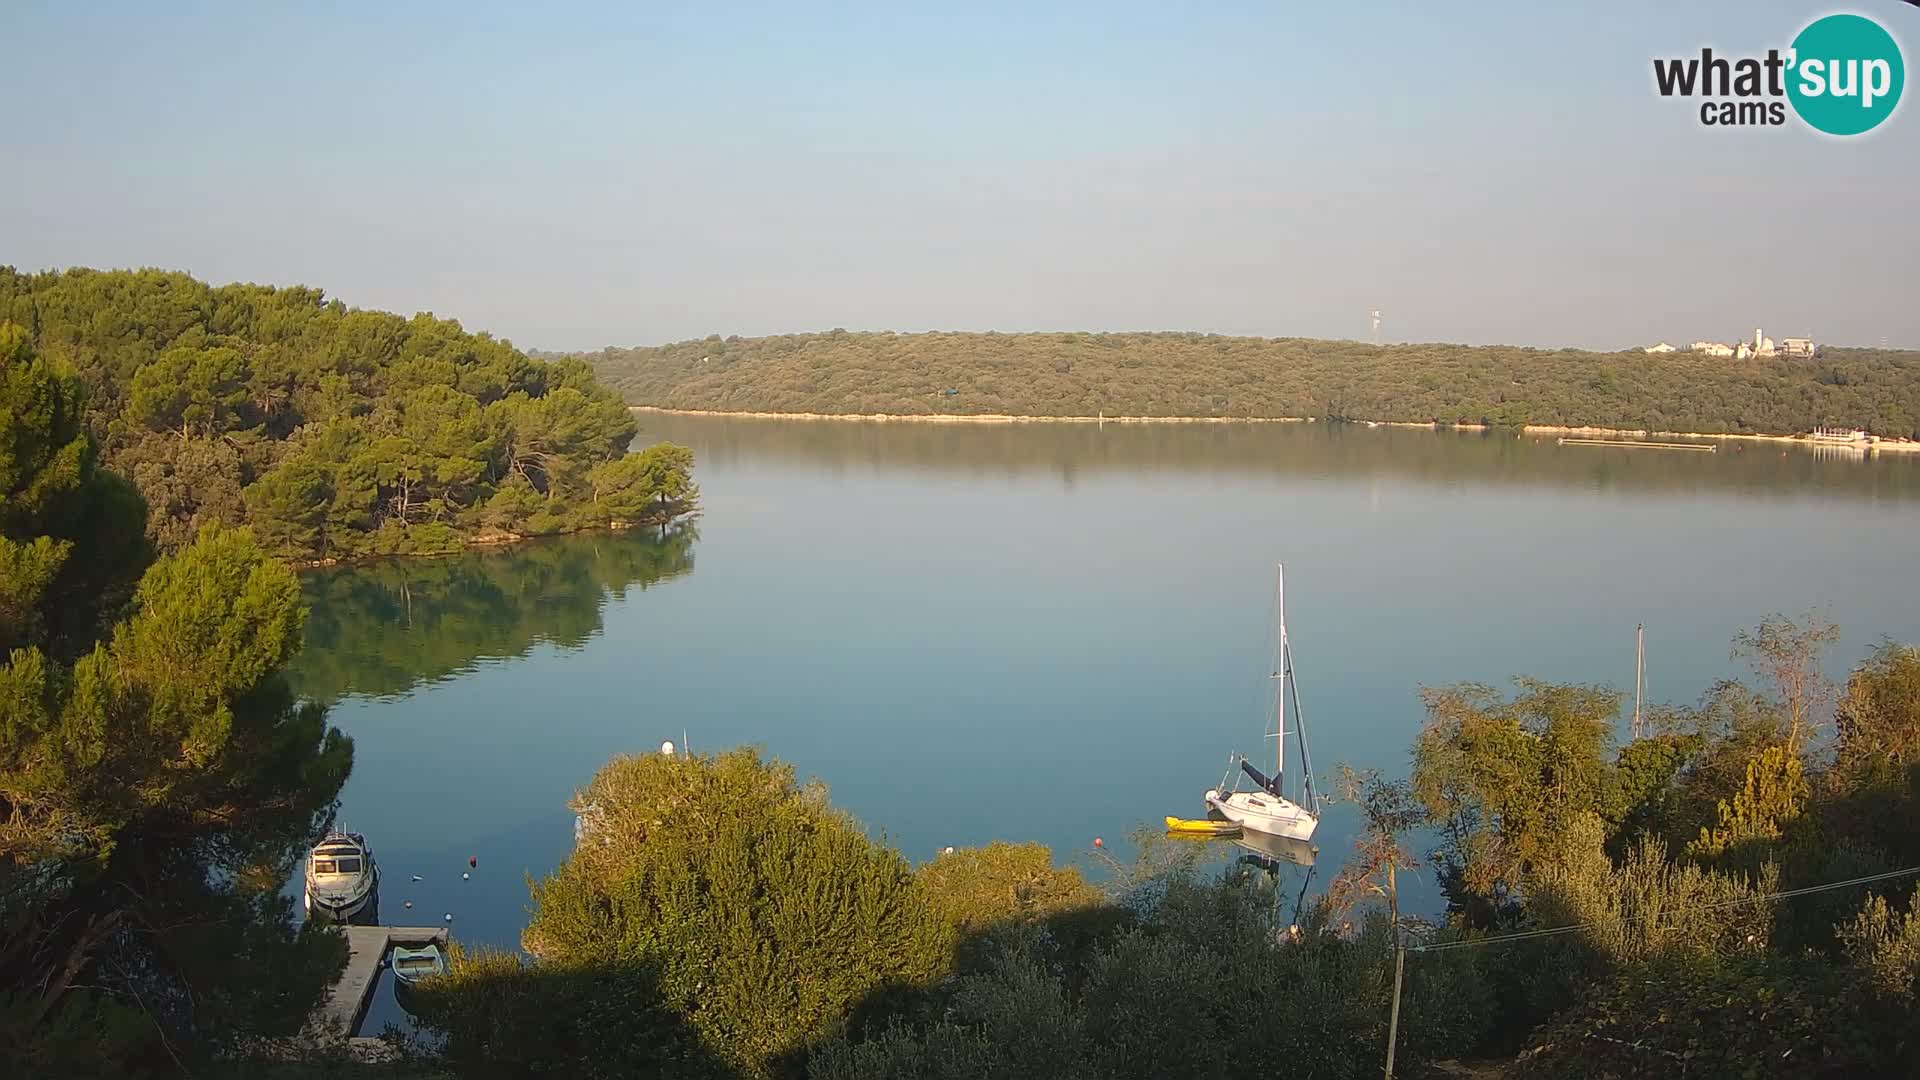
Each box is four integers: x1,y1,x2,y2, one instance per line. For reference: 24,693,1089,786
582,331,1920,438
392,614,1920,1079
2,332,353,1070
0,267,696,562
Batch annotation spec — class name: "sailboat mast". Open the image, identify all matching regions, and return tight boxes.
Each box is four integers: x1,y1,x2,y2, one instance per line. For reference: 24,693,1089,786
1288,641,1316,809
1275,564,1287,783
1633,624,1645,740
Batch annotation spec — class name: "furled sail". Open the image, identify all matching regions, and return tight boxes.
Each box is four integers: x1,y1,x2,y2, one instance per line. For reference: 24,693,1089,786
1240,758,1284,799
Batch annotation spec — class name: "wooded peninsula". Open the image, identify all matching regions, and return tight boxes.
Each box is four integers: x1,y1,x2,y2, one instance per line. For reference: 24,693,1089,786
579,331,1920,439
0,267,697,564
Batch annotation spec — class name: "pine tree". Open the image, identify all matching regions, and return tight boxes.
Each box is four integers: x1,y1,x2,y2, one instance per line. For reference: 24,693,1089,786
1687,744,1807,860
3,329,352,1071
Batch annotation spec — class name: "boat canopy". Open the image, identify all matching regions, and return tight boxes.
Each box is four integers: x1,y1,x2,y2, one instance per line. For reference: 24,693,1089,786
1241,759,1285,799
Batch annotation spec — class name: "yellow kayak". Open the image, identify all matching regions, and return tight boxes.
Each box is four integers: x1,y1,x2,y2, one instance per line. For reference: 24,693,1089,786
1164,816,1240,836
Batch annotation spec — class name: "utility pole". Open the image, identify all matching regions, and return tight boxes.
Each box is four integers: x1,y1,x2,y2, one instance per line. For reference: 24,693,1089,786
1383,859,1404,1079
1633,624,1645,740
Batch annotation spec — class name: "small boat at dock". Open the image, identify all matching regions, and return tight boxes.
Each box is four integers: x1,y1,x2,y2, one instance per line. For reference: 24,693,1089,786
304,831,379,922
390,941,449,987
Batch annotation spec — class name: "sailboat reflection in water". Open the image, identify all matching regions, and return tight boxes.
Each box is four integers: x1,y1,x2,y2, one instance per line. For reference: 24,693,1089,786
1233,828,1316,871
1231,826,1319,941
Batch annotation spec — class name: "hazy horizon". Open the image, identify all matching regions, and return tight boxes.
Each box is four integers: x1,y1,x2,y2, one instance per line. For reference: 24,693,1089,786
6,1,1918,353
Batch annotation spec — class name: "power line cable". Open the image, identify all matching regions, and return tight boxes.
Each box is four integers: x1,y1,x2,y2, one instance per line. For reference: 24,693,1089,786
1407,864,1920,954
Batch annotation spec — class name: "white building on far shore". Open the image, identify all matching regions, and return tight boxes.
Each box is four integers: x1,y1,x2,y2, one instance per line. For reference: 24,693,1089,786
1664,329,1816,360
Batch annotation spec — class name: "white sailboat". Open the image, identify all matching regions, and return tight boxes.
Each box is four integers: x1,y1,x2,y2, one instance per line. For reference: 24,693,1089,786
1204,564,1321,841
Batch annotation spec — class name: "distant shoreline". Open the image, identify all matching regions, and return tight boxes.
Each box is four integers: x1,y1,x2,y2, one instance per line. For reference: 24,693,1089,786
627,406,1920,453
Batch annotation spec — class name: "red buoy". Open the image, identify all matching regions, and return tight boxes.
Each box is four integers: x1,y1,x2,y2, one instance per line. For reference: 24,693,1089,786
1092,837,1103,848
469,856,477,868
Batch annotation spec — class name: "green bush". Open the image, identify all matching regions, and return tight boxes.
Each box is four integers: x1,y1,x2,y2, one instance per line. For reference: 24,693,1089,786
513,749,956,1078
815,860,1493,1080
406,945,730,1079
1515,950,1897,1078
912,841,1119,972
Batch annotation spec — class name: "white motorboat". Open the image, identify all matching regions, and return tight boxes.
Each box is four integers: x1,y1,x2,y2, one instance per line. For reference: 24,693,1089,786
1204,564,1321,841
304,831,379,922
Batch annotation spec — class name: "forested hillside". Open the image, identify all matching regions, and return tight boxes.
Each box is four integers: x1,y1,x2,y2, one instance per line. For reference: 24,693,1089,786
581,331,1920,438
0,267,696,561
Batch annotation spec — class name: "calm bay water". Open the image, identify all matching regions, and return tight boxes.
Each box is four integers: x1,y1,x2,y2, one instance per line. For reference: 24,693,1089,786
288,418,1920,992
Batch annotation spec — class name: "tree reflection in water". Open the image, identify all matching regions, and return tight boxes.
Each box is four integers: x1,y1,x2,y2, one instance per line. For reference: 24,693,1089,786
288,525,696,705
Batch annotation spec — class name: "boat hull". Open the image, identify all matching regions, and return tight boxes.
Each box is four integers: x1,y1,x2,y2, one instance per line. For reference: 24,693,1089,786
1206,791,1318,841
304,876,378,922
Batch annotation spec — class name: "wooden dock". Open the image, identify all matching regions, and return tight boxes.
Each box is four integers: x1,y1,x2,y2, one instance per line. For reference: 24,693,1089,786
1557,437,1717,452
317,925,449,1037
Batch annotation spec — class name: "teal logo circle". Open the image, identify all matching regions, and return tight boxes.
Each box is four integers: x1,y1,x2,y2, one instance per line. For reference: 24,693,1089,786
1787,14,1904,135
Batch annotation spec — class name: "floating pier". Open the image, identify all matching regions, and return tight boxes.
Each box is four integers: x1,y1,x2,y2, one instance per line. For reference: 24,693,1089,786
317,925,450,1038
1557,437,1717,452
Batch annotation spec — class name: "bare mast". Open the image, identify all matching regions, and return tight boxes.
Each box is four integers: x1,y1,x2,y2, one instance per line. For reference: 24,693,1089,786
1271,563,1318,811
1270,563,1320,811
1633,624,1645,740
1288,637,1316,811
1273,564,1287,784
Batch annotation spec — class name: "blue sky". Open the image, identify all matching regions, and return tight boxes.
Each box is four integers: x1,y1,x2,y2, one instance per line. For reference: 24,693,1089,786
4,1,1917,350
